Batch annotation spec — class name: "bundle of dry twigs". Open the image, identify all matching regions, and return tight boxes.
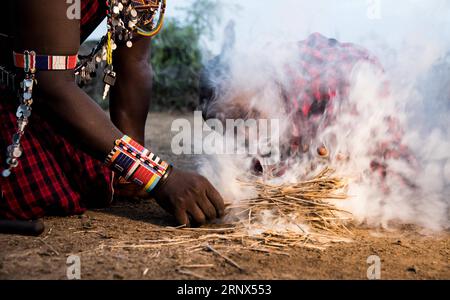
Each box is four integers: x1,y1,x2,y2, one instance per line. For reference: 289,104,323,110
234,167,352,235
110,167,353,255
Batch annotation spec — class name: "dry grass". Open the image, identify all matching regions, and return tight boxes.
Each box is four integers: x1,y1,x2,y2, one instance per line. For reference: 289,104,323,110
109,167,353,257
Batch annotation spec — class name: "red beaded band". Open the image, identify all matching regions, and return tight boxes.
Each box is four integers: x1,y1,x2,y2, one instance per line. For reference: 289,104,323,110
13,51,78,71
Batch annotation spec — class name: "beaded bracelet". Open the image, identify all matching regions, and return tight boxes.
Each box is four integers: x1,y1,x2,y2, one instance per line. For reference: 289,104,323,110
105,135,170,193
150,162,173,195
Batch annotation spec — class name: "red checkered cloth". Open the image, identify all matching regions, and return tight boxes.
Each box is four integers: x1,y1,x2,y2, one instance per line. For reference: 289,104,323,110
0,99,114,220
286,32,385,145
281,35,401,152
0,0,112,220
285,33,416,180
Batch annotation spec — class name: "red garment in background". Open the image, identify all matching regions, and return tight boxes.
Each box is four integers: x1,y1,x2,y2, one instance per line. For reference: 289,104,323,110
284,33,414,180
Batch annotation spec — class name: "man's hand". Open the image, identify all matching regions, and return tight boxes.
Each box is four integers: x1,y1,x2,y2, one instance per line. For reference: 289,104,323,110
152,168,225,227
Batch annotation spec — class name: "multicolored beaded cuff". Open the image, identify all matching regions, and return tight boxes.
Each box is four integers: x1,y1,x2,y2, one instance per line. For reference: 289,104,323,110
105,136,170,193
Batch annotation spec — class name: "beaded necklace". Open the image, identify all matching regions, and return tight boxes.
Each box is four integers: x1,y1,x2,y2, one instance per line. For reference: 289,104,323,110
76,0,166,99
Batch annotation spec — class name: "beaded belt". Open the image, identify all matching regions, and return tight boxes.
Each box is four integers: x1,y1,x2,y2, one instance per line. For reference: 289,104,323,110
0,51,78,93
13,51,78,71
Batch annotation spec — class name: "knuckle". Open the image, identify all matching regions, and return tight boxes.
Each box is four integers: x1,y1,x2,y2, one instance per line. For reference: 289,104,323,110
192,182,202,191
217,208,225,217
207,210,217,220
197,215,206,224
190,178,203,190
194,179,207,191
176,197,188,209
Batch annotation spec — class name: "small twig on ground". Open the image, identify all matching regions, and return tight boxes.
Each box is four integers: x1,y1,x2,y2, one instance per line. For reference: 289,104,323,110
205,244,244,272
73,230,101,234
176,268,209,280
42,227,53,240
173,224,187,229
37,238,60,256
179,264,215,269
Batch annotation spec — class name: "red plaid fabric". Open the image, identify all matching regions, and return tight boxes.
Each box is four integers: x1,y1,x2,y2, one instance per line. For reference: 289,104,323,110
285,33,415,181
286,33,385,146
0,97,113,220
0,0,111,220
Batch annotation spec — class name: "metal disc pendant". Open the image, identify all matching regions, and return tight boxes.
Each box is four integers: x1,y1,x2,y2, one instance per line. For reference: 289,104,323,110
10,158,18,168
23,92,32,100
17,105,31,118
12,146,23,158
24,79,33,88
2,169,11,177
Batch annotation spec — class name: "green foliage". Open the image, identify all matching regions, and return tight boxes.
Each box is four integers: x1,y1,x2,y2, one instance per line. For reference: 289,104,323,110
150,0,221,111
150,19,204,111
180,0,222,39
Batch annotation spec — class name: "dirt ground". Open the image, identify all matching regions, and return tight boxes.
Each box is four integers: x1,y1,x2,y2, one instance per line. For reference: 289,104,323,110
0,113,449,280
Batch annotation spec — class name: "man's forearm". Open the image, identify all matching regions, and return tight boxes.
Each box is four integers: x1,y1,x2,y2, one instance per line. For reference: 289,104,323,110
35,70,122,159
109,33,153,145
109,60,152,145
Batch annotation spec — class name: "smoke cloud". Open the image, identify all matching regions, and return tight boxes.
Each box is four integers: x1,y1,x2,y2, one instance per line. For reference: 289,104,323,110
197,0,450,231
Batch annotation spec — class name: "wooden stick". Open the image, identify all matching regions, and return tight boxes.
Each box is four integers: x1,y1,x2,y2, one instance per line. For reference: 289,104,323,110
179,264,215,269
205,244,244,272
37,238,60,256
176,268,209,280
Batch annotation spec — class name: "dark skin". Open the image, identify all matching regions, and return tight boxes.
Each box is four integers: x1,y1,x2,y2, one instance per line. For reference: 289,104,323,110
1,0,224,227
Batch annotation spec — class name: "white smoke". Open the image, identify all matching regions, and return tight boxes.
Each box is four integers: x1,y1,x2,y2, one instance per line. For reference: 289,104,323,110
197,0,450,231
325,62,450,231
